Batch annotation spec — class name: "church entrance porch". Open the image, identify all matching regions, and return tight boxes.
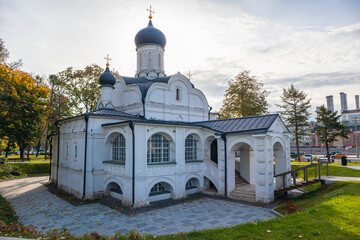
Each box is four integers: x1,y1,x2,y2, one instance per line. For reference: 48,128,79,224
228,142,256,202
273,141,287,190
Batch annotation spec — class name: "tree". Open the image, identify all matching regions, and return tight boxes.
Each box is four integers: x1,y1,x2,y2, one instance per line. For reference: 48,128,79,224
220,70,270,118
0,38,22,69
277,84,311,161
316,106,349,162
0,64,50,159
57,64,103,114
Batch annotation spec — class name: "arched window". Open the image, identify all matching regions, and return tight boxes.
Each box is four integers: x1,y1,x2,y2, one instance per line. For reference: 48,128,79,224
150,183,166,193
176,88,180,101
185,135,197,161
112,134,126,162
107,182,122,194
147,134,170,163
185,178,199,190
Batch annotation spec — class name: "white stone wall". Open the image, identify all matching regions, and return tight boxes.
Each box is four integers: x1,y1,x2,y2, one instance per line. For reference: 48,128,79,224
112,74,209,122
136,45,165,79
51,115,290,206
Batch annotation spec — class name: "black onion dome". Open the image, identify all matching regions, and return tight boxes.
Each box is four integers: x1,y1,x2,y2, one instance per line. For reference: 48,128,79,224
135,20,166,48
99,67,116,86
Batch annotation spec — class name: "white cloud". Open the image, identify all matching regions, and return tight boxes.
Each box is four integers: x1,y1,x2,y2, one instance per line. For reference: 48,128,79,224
0,0,359,119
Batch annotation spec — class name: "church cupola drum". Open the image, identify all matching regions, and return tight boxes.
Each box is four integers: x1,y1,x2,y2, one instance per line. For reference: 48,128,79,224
97,55,115,110
135,6,166,80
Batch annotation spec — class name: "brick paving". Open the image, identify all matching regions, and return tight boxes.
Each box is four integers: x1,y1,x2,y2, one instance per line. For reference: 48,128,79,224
0,177,276,236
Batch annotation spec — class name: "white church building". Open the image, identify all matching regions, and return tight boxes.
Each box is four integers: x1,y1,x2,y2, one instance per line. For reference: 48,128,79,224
51,13,291,207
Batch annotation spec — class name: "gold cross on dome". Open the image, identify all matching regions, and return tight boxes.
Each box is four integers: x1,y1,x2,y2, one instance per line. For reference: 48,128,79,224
187,70,192,81
147,5,155,20
104,54,111,67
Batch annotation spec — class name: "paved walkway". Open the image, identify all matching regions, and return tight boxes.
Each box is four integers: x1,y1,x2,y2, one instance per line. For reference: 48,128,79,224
342,165,360,170
0,177,276,236
322,176,360,182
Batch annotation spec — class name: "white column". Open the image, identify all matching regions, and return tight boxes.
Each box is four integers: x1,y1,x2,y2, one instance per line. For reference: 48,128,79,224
217,138,225,194
174,127,186,199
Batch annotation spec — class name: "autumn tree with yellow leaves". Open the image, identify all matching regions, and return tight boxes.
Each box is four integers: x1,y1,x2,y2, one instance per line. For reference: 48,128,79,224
0,39,50,159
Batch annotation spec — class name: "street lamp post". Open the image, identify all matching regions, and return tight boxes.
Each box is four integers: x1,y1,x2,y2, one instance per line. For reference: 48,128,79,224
355,118,359,158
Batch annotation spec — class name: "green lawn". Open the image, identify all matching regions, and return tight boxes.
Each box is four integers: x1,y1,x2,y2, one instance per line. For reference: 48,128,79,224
0,162,50,180
0,154,50,163
156,182,360,240
0,194,18,224
291,164,360,179
0,181,359,239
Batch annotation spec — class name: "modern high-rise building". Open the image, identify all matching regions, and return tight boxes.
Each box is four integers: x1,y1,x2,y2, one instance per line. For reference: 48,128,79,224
326,95,334,111
340,92,348,113
355,95,359,109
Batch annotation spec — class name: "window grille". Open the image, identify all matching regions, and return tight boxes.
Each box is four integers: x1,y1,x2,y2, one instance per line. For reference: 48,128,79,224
185,135,197,161
108,183,122,194
151,183,166,193
186,179,194,188
112,134,126,162
147,134,170,163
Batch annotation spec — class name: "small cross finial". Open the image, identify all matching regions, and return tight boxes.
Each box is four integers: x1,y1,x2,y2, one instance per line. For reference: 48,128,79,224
104,54,111,67
187,70,192,81
147,5,155,20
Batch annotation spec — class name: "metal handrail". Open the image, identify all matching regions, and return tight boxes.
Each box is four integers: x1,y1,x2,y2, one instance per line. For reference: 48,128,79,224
274,162,323,189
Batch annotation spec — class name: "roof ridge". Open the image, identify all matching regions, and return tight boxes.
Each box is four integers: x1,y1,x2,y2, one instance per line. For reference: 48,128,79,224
195,113,279,124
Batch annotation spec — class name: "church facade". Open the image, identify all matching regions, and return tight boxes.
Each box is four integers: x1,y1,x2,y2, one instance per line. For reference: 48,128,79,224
51,14,291,207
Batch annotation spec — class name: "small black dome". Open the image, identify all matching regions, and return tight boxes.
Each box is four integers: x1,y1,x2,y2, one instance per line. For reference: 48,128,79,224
135,20,166,48
99,67,115,86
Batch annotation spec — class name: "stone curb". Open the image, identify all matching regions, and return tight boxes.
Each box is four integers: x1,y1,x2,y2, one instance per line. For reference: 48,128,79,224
270,208,284,217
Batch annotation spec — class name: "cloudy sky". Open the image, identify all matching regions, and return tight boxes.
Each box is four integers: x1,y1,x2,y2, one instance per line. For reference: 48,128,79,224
1,0,359,119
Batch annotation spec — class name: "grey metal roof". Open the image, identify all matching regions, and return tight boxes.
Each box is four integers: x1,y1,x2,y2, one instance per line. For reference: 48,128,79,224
194,114,280,134
102,114,281,134
58,109,143,123
88,109,142,119
135,20,167,48
99,66,115,86
121,75,194,100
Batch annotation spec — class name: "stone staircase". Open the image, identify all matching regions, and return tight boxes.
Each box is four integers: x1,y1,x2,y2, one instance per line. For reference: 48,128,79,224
229,174,255,202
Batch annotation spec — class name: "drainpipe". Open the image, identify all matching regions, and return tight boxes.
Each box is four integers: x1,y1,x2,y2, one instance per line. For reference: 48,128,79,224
82,114,89,199
55,122,60,187
221,133,227,196
129,121,135,207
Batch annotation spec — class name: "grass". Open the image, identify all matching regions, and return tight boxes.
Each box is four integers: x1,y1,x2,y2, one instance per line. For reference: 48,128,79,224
0,162,50,180
0,194,18,224
0,181,359,239
155,182,360,240
0,154,50,163
291,164,360,178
